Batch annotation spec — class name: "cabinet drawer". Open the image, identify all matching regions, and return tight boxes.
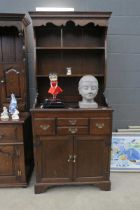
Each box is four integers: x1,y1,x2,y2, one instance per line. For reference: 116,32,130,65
34,118,55,135
90,118,111,135
0,125,21,142
57,126,88,135
57,118,88,126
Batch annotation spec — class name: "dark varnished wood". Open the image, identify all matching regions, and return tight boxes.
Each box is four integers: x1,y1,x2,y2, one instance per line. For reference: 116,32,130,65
34,181,111,194
29,11,112,27
30,12,112,193
0,13,29,111
31,109,112,193
0,113,33,187
0,14,32,188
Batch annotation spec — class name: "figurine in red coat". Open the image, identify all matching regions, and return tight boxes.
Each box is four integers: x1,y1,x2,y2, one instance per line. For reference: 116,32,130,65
48,73,63,99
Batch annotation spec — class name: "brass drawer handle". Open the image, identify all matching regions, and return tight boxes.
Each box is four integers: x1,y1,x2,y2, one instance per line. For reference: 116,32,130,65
40,124,50,130
68,119,77,125
67,154,72,162
68,127,78,134
96,123,104,129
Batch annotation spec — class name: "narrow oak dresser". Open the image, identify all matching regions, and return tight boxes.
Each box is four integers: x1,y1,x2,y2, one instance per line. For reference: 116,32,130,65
0,13,33,187
30,11,112,193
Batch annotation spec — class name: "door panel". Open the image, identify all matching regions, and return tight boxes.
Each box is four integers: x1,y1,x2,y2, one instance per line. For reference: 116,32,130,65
0,146,14,175
74,136,108,182
0,64,26,110
0,27,26,111
0,145,25,184
35,136,73,183
5,68,21,97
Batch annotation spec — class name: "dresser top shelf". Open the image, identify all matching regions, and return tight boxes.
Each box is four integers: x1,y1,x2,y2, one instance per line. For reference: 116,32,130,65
0,112,30,124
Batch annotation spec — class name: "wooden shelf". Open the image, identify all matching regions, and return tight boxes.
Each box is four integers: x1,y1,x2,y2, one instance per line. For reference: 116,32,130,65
36,47,105,50
36,74,104,78
34,12,107,106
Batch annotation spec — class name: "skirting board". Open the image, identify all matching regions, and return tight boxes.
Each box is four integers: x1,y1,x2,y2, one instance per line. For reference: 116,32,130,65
128,126,140,129
117,129,140,132
112,132,140,135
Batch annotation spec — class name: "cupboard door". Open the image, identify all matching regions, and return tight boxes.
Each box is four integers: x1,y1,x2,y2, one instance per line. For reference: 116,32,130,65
0,145,26,185
0,65,26,110
34,136,73,183
73,136,110,182
0,26,27,111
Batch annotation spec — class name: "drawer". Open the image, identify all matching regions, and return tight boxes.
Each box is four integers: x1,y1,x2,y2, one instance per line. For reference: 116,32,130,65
57,126,88,135
57,118,88,126
33,118,55,136
0,125,21,142
90,118,111,135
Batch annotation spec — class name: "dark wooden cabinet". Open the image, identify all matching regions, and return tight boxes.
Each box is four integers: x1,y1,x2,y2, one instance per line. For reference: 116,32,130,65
0,13,29,111
32,109,112,193
0,113,33,187
30,12,112,193
0,14,33,187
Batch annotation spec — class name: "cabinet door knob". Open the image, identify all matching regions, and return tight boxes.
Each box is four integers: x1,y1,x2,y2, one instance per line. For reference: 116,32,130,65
73,155,77,163
67,154,72,162
96,123,104,129
17,170,22,176
40,124,50,130
68,127,78,134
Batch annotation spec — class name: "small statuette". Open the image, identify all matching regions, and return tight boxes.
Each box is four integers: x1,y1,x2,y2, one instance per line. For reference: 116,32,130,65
66,67,72,76
0,107,9,120
9,93,17,115
11,108,19,120
48,73,63,100
42,73,64,108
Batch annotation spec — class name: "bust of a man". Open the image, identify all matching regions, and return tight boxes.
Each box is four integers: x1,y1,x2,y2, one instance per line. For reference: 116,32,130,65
1,106,9,120
78,75,98,108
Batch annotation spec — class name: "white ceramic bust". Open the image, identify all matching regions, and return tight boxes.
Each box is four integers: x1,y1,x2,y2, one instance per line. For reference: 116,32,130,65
0,107,9,120
12,108,19,120
78,75,98,108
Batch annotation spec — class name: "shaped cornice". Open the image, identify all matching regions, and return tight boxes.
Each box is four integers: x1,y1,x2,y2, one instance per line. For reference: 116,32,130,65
29,11,112,27
0,13,30,30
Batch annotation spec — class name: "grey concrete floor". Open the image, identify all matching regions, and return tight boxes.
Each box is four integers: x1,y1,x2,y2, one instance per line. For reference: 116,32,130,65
0,172,140,210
